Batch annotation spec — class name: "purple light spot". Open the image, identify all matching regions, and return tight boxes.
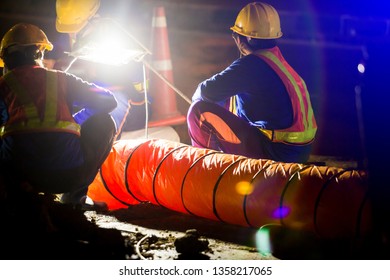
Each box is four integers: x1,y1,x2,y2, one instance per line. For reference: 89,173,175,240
272,206,291,219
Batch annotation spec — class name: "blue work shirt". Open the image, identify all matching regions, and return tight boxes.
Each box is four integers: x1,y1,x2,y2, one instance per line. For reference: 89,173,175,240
192,54,294,131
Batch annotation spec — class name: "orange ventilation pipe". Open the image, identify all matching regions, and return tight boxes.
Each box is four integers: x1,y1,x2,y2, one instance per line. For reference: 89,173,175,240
88,139,372,240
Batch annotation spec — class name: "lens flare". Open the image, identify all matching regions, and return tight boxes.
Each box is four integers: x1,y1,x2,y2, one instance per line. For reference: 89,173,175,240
255,225,273,255
272,206,290,219
357,63,365,74
235,181,254,195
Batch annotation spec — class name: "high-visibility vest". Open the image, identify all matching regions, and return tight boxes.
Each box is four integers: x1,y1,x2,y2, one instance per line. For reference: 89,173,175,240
230,47,317,144
0,70,80,138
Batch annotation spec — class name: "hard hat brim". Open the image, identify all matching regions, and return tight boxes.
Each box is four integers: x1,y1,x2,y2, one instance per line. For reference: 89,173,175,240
230,26,283,39
56,19,87,33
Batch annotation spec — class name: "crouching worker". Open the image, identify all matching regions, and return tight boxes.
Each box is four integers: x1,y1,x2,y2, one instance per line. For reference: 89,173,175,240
0,23,117,209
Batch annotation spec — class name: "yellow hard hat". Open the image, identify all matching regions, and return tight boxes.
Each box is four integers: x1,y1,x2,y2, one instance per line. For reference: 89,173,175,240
0,23,53,58
230,2,283,39
56,0,100,33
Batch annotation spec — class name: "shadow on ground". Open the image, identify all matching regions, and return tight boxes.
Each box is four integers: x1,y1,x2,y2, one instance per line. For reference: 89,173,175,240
111,203,259,248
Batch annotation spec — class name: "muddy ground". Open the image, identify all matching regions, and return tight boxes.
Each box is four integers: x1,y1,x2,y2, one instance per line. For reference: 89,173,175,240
85,203,274,260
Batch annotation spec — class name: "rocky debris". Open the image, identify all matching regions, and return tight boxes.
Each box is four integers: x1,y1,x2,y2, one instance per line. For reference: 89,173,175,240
130,233,175,260
174,229,210,259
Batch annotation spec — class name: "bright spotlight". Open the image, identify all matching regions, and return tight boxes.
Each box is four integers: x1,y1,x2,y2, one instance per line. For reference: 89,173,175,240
69,44,145,65
68,18,150,66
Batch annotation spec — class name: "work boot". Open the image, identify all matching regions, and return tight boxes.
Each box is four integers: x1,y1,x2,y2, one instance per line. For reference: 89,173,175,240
80,195,108,212
60,193,107,212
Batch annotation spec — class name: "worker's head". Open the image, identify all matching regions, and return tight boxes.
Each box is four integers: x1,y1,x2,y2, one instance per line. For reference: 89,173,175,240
230,2,283,55
56,0,100,33
0,23,53,71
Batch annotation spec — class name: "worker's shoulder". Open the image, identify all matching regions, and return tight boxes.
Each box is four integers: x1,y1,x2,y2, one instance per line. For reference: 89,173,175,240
230,54,272,72
51,68,85,83
234,53,269,65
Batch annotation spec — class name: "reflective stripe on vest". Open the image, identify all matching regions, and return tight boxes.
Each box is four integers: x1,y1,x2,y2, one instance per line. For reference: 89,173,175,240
229,95,237,113
0,71,81,137
255,47,317,144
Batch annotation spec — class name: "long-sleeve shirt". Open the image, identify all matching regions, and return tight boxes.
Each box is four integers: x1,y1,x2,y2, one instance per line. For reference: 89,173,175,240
192,53,294,130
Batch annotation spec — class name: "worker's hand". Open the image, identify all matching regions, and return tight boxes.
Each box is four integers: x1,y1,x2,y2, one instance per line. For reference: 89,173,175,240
232,33,252,56
238,41,252,56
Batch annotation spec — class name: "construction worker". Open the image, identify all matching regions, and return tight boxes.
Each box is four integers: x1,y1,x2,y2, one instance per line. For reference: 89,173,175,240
55,0,150,140
0,23,117,207
187,2,317,163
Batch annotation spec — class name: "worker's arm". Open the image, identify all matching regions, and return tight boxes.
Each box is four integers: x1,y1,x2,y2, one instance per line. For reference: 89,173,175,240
64,72,118,114
192,57,252,104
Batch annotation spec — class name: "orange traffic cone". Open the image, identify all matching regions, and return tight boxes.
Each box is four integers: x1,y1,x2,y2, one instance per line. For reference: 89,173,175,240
148,6,186,127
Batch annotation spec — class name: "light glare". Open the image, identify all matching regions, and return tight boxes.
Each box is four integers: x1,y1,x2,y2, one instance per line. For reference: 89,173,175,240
357,63,365,73
256,226,272,255
235,181,254,195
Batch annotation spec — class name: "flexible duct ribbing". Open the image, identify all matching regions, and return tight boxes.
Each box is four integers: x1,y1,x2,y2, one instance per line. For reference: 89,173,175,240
88,139,372,239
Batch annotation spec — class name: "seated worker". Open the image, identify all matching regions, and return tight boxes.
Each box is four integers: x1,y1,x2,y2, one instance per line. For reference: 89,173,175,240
0,23,117,207
187,2,317,163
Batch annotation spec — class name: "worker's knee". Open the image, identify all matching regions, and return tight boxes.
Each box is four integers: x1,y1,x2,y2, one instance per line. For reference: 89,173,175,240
80,113,117,143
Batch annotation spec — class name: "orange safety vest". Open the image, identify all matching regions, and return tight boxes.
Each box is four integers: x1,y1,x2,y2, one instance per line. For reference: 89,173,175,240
230,46,317,144
0,70,80,138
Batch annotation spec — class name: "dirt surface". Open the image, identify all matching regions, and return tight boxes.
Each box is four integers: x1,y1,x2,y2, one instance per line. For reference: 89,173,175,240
0,192,273,260
84,203,275,260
